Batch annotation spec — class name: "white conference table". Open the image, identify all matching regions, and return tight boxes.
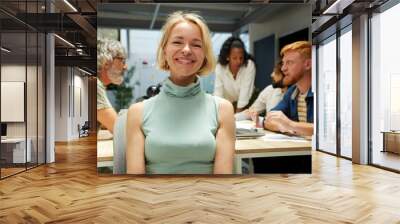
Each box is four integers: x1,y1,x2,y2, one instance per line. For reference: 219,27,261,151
97,139,114,168
1,137,32,163
97,122,312,174
234,136,311,174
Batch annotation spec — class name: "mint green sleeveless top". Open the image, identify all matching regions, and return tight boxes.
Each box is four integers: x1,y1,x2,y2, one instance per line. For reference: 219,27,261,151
142,77,219,174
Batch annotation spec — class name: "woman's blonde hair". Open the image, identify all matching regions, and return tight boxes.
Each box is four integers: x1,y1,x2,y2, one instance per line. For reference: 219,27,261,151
156,11,216,76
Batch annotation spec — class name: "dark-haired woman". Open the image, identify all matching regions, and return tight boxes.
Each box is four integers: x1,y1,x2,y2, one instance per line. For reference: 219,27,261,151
214,37,256,113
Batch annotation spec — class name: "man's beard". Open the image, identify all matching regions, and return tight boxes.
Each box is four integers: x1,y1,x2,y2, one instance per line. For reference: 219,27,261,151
107,66,124,85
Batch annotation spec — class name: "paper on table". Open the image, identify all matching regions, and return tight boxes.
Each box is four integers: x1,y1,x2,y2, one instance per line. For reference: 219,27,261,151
235,112,263,122
97,129,113,140
262,133,309,142
235,112,250,121
236,118,264,129
236,121,255,129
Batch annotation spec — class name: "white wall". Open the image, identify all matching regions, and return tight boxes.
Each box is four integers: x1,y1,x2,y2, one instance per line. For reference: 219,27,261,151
80,75,89,126
249,4,311,59
72,73,89,138
1,65,26,140
55,66,69,141
1,65,29,137
1,65,26,81
1,64,46,163
54,67,89,141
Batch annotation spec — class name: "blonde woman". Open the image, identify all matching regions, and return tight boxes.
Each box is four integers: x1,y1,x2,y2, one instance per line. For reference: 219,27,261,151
126,12,235,174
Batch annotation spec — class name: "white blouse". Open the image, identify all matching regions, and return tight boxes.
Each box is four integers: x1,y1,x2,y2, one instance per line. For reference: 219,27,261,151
249,84,285,113
213,60,255,109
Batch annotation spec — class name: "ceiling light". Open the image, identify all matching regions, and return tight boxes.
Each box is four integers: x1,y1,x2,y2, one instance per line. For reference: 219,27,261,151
54,34,75,48
63,0,78,12
322,0,354,15
78,67,92,76
1,47,11,53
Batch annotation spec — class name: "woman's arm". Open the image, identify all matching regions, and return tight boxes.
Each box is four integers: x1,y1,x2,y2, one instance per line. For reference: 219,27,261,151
126,102,146,174
214,99,235,174
97,108,117,133
264,111,314,136
249,85,270,113
213,64,224,97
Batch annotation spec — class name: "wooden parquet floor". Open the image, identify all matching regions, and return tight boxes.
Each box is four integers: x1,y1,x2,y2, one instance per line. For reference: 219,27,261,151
1,135,400,223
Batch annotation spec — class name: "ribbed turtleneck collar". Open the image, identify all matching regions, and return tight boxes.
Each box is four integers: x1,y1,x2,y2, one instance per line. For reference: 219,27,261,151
161,77,201,98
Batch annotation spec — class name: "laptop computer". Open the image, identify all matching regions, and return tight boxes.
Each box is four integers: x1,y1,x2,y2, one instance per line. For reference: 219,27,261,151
236,128,265,139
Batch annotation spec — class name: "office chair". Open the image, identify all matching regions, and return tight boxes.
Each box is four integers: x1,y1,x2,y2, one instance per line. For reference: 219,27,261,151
78,121,90,138
135,83,162,103
146,83,162,97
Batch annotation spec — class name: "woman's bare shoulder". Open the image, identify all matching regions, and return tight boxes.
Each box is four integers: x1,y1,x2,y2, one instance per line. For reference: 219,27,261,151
128,101,144,112
217,98,234,121
127,102,144,122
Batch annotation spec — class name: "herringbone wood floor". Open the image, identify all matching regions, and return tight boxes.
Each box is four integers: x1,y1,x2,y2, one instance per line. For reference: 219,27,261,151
1,135,400,223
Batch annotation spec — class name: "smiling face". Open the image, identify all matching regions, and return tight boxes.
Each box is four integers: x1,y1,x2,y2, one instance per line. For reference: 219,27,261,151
163,21,205,81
